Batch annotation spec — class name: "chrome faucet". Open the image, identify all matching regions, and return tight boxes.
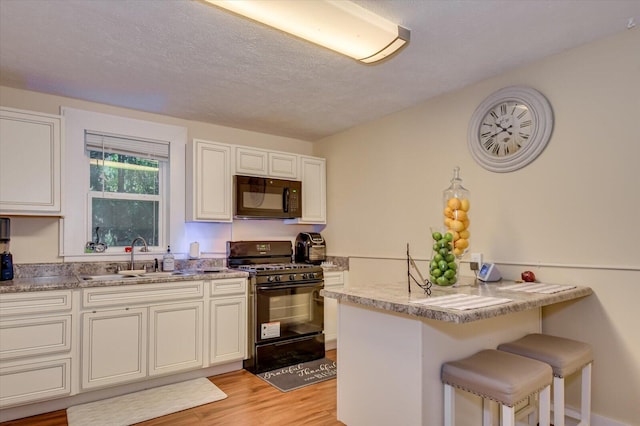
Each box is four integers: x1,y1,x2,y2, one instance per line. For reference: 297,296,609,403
130,237,148,271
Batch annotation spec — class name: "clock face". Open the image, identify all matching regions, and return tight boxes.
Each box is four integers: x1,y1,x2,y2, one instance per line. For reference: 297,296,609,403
479,101,533,158
468,86,553,173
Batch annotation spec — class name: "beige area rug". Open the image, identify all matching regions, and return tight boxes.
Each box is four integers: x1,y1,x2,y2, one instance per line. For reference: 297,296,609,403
66,378,227,426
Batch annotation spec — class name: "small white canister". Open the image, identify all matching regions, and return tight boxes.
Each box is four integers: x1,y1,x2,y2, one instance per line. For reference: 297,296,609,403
189,241,200,259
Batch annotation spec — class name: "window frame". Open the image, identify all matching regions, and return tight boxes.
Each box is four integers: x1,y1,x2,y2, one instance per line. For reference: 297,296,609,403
61,107,187,261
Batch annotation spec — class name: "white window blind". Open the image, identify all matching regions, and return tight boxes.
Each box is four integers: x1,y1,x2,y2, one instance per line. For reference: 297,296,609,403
85,131,170,160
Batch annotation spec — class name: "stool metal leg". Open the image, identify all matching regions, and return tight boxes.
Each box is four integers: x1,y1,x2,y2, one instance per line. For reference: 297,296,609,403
553,376,565,426
500,405,515,426
444,383,455,426
539,384,551,426
482,398,493,426
578,363,592,426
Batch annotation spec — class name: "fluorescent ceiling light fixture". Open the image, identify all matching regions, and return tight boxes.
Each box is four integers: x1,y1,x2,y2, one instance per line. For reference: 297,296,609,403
205,0,410,63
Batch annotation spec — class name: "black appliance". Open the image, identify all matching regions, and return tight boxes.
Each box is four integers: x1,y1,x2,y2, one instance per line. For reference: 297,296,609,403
1,217,13,281
295,232,326,265
234,175,302,219
227,240,325,373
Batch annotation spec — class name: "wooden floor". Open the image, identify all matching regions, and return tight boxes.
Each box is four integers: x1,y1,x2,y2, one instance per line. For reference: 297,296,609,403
2,351,343,426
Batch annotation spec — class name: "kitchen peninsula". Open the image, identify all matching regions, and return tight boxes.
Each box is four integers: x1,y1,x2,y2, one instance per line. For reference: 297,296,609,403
321,279,592,426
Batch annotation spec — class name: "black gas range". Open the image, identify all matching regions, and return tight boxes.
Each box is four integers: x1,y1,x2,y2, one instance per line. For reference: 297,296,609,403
227,241,325,373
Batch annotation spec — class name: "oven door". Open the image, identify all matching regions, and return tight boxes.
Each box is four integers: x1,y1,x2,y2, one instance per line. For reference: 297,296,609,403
255,281,324,344
234,175,301,219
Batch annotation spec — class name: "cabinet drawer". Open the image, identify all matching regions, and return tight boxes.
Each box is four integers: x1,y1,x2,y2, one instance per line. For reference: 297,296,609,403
0,315,71,360
0,357,71,407
323,272,344,287
0,290,72,318
210,278,247,296
83,281,204,308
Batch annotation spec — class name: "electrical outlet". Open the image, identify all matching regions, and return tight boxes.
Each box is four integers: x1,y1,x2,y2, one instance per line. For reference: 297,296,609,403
471,253,483,264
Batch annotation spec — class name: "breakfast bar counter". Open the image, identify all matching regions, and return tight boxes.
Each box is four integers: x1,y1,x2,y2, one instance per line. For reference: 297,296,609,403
321,279,592,426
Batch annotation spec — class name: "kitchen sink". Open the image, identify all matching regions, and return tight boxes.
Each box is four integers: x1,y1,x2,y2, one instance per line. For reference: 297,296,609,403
80,271,194,281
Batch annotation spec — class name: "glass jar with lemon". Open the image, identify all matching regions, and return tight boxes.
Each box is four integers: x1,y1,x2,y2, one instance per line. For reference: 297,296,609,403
429,167,471,286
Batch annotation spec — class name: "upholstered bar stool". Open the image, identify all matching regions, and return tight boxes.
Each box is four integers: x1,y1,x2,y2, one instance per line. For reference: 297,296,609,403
498,333,593,426
441,349,552,426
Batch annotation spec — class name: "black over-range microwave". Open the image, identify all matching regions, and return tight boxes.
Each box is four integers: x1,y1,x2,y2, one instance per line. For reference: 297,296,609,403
234,175,302,219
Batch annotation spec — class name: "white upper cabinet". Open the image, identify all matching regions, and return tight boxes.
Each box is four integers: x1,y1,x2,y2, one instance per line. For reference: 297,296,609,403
187,139,325,224
0,107,63,215
268,152,298,179
235,146,298,179
286,156,326,224
235,147,268,176
186,139,233,222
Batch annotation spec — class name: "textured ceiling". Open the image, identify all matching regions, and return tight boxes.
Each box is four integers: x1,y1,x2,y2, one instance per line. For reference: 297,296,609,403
0,0,638,141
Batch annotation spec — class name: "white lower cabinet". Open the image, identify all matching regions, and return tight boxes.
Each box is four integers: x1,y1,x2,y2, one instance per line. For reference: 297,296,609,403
0,357,72,407
210,297,246,364
209,277,247,365
0,277,248,412
81,301,203,389
149,301,203,376
0,290,73,408
324,271,348,349
81,307,148,390
80,281,206,390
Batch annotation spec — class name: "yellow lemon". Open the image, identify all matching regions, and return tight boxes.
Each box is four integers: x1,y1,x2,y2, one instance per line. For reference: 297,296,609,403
447,197,462,210
460,198,470,212
453,247,463,256
454,209,467,221
450,220,464,232
455,238,469,249
443,207,454,219
459,229,470,239
463,219,470,229
448,230,460,241
444,217,452,227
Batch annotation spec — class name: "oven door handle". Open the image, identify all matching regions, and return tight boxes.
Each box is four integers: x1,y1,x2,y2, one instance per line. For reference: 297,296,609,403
256,281,323,291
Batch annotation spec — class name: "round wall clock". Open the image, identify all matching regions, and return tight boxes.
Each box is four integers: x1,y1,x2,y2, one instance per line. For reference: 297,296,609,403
467,86,553,173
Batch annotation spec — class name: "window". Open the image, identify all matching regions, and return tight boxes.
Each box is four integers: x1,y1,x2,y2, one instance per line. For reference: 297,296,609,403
86,131,168,248
62,107,187,260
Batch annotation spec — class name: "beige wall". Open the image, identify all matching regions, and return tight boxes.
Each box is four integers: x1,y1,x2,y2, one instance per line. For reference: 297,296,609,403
316,29,640,424
0,86,319,263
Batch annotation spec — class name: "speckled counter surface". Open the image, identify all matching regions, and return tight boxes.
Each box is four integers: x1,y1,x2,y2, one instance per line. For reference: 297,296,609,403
321,278,592,324
0,270,249,294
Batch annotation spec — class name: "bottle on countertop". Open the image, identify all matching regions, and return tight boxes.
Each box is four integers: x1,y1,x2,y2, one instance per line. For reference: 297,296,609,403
162,246,175,272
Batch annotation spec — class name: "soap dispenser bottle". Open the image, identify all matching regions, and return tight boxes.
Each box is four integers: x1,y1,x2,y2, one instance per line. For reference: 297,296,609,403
162,246,175,272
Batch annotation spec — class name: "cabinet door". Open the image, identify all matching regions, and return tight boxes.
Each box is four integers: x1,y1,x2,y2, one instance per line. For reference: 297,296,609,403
268,152,298,179
210,297,246,365
323,272,345,347
149,301,203,376
235,147,268,176
81,308,147,390
0,107,62,214
287,156,326,224
187,139,232,222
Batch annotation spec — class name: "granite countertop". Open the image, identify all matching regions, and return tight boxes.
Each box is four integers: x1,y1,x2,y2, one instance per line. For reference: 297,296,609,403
321,278,592,324
0,269,249,294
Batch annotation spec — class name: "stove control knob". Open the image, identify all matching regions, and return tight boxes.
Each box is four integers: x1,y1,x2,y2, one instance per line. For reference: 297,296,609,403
267,276,275,282
275,275,281,282
289,274,296,281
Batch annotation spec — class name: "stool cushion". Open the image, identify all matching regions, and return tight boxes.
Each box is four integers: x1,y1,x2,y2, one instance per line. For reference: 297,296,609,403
441,349,552,406
498,333,593,378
